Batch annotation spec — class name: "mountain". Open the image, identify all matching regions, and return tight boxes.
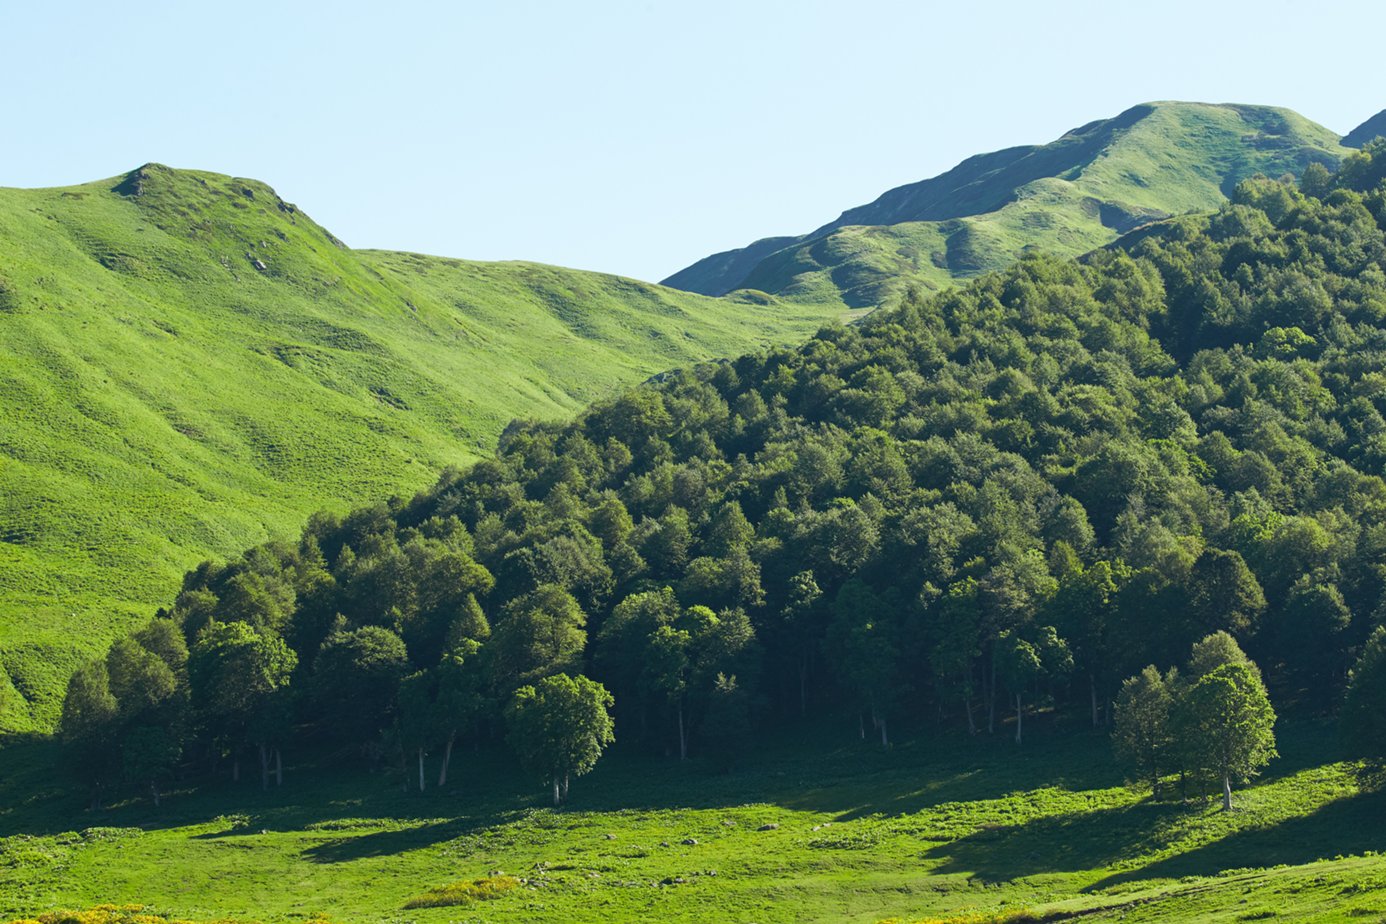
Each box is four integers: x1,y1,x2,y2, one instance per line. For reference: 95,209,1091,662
0,164,842,730
17,146,1386,923
1344,108,1386,147
664,102,1350,308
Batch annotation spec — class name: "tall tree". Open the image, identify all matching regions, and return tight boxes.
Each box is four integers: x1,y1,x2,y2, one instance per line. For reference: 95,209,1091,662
189,621,297,788
59,661,120,805
434,639,489,788
1342,626,1386,757
828,580,902,746
1174,659,1277,810
1112,665,1175,796
505,673,615,806
312,626,410,746
643,624,693,759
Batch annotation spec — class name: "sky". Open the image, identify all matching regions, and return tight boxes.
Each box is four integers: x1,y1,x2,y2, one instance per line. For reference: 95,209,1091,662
4,0,1385,283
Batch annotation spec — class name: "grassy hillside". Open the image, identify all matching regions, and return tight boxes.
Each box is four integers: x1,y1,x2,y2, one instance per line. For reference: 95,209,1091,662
1344,108,1386,148
664,102,1350,307
0,165,842,731
1,722,1380,922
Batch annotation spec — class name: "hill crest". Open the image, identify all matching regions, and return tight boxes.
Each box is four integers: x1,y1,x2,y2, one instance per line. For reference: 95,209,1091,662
663,101,1351,308
1344,108,1386,148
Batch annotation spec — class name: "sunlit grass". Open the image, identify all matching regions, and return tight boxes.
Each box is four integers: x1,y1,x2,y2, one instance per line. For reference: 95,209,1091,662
1,721,1381,922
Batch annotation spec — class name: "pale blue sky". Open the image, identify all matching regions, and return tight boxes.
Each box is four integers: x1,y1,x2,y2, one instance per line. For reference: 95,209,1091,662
4,0,1384,282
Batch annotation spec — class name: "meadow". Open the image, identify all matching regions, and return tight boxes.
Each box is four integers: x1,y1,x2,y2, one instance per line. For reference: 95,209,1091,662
2,718,1380,923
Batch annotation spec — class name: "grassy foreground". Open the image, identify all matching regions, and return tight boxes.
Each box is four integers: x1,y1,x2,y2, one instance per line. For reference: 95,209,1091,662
0,165,843,731
1,720,1381,923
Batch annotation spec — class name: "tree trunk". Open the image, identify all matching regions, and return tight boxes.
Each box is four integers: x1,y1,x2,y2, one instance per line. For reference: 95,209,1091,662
1090,674,1100,727
552,776,561,807
677,701,687,761
150,780,161,807
438,732,455,788
275,748,283,787
799,652,808,717
1222,774,1233,811
859,710,866,740
232,757,240,783
987,659,996,734
879,717,889,748
259,742,269,791
963,673,977,736
1015,693,1023,745
561,773,570,803
418,747,426,792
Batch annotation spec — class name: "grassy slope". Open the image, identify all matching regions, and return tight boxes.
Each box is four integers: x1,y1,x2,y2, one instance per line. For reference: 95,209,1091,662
667,103,1350,308
1343,108,1386,148
0,722,1381,922
0,165,842,731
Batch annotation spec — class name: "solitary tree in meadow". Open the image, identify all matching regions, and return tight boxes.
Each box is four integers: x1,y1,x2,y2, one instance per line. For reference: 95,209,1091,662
1175,661,1276,810
505,672,614,806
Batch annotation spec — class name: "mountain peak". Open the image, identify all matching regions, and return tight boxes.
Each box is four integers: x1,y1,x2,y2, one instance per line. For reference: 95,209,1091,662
112,162,172,197
100,163,346,251
112,163,292,211
663,101,1347,308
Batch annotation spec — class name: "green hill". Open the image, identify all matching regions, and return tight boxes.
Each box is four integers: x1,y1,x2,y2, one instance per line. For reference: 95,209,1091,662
1344,108,1386,147
664,102,1351,307
14,137,1386,922
8,114,1386,924
0,164,842,731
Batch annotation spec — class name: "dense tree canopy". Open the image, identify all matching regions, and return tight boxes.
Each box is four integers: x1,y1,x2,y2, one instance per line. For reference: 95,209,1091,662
60,143,1386,803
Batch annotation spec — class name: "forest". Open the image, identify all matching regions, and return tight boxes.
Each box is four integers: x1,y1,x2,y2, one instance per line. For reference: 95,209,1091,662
58,144,1386,810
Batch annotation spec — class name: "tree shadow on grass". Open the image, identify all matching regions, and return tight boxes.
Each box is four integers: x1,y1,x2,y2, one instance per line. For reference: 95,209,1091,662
921,799,1189,881
771,724,1129,823
1,716,1355,878
919,763,1385,889
0,722,1131,842
1084,783,1386,891
294,816,503,863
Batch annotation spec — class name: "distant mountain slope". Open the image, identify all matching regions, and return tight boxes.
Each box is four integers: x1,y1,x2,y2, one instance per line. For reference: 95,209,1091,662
664,102,1351,308
1344,109,1386,148
0,164,841,730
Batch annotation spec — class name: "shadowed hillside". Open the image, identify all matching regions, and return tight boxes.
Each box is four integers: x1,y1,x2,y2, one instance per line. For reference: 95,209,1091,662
1344,108,1386,148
